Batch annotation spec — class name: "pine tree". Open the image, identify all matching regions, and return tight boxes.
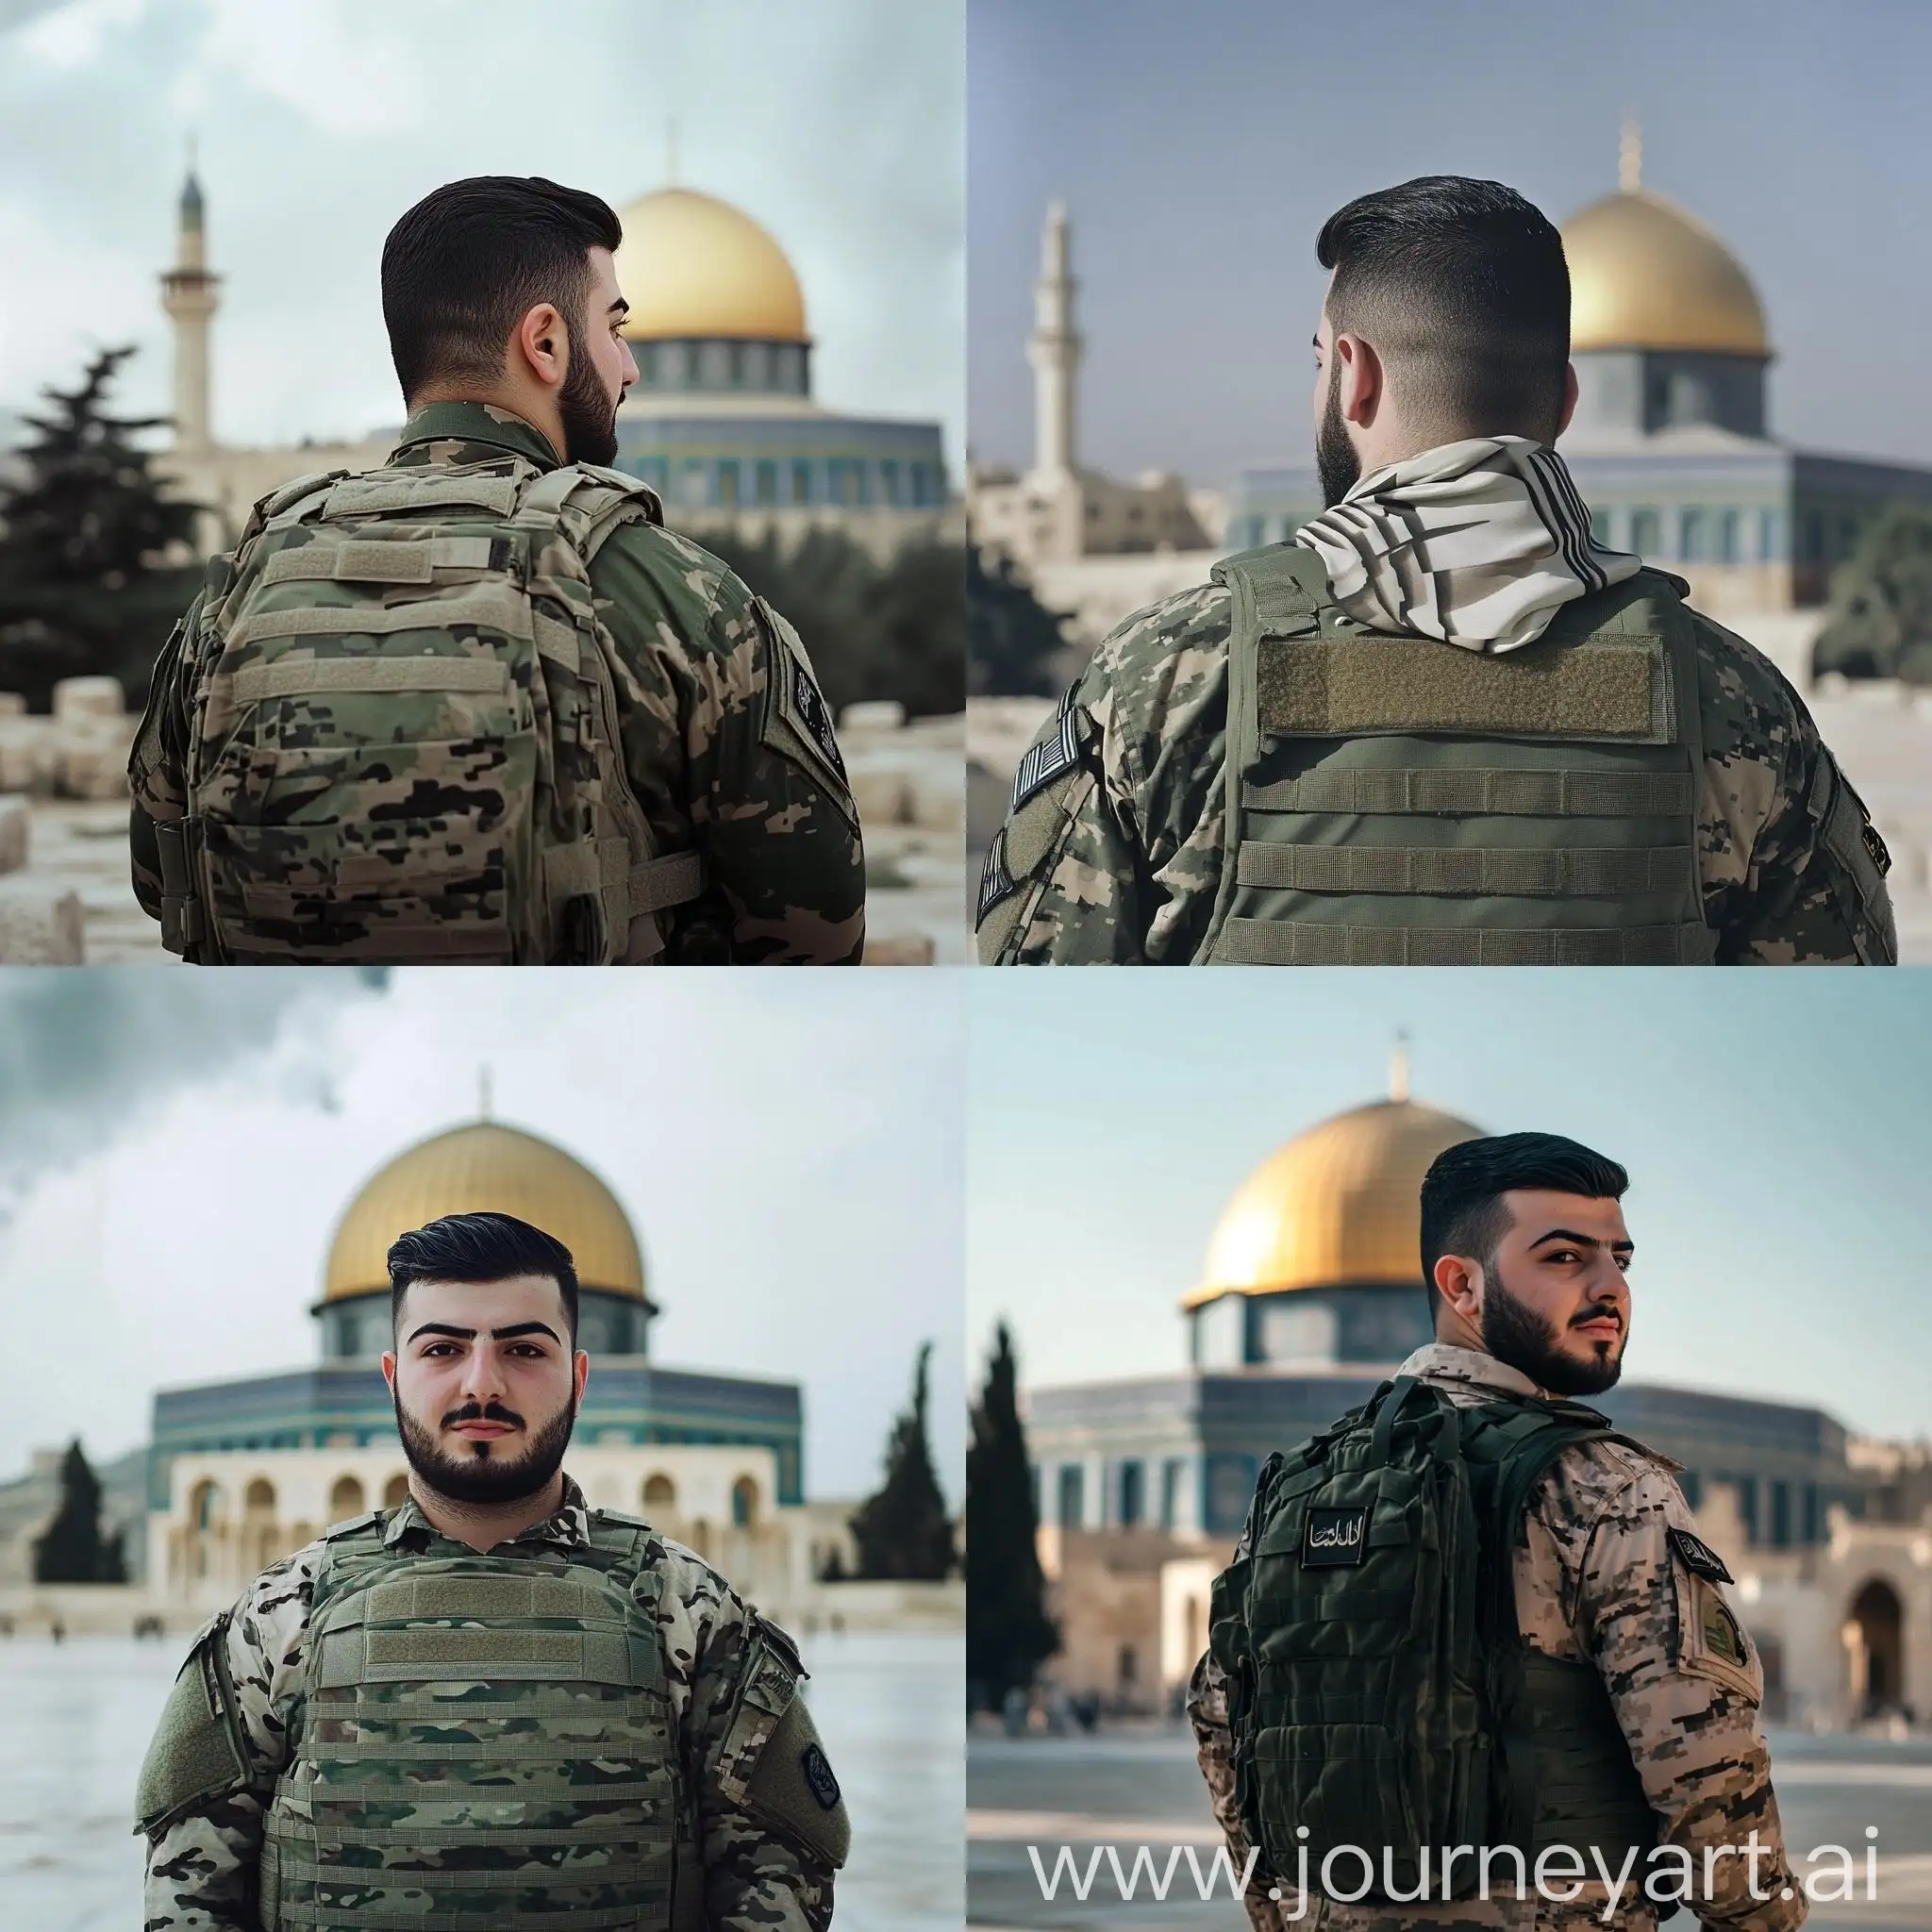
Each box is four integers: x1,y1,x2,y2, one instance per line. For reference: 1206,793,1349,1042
32,1439,127,1584
965,1322,1058,1707
967,544,1070,696
848,1341,956,1580
0,347,205,712
1813,505,1932,685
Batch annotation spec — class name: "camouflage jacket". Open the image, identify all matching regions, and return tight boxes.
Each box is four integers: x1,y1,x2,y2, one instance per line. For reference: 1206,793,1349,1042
979,578,1895,964
130,401,865,964
1190,1344,1804,1932
142,1478,836,1932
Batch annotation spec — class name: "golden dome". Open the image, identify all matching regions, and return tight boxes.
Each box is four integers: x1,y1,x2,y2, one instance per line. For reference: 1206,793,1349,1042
1184,1098,1483,1309
612,187,808,344
1563,187,1768,357
323,1122,646,1305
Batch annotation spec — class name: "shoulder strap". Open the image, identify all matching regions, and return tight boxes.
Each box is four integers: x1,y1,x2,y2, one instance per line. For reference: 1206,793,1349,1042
514,464,665,566
1197,543,1334,962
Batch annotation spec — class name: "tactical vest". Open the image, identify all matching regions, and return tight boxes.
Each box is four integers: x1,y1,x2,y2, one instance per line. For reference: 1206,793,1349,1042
1209,1376,1658,1901
1197,544,1714,965
158,458,705,965
259,1511,700,1932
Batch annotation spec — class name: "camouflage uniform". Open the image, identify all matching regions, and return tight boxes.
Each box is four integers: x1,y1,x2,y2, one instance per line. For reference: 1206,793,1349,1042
979,581,1894,964
131,402,865,964
1190,1343,1803,1932
141,1479,839,1931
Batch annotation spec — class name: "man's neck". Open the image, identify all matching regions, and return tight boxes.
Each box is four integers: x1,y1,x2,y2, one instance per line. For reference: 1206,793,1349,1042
408,1472,567,1553
407,387,564,464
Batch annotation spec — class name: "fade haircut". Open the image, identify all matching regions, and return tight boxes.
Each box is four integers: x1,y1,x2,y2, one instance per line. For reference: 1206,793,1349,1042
388,1211,580,1343
380,175,623,401
1317,175,1571,443
1419,1132,1628,1319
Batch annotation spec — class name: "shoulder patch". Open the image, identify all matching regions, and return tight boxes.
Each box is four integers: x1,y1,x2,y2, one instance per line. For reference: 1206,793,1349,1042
801,1740,841,1809
1011,705,1086,810
977,829,1018,924
1667,1524,1734,1584
789,655,845,780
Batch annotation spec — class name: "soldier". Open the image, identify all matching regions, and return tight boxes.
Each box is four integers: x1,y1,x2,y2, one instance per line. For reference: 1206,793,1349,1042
131,175,864,965
1192,1132,1802,1932
978,176,1895,965
136,1211,848,1931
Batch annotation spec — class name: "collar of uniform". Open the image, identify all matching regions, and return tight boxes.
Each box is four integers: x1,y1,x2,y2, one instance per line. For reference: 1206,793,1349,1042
1395,1341,1548,1401
382,1474,594,1553
389,400,561,472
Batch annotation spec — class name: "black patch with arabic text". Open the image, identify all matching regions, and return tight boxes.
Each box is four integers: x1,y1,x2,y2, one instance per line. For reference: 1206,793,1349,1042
1668,1525,1734,1585
791,659,845,780
801,1741,841,1810
1302,1505,1370,1569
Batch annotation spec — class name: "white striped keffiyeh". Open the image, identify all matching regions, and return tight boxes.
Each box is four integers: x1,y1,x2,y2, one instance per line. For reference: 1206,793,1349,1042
1293,435,1641,654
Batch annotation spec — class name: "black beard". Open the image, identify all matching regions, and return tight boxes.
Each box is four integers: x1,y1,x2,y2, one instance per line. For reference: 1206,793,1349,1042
558,315,622,467
1315,360,1361,509
393,1391,577,1506
1480,1267,1624,1397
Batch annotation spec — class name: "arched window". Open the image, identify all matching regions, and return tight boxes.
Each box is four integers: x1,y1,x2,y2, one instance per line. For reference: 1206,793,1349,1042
244,1478,275,1513
192,1480,222,1531
329,1474,366,1522
382,1474,409,1508
731,1476,758,1529
642,1474,676,1510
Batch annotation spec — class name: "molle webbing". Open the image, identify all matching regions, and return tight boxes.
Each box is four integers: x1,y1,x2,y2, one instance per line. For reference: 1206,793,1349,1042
258,536,499,585
1256,632,1671,742
1205,542,1711,965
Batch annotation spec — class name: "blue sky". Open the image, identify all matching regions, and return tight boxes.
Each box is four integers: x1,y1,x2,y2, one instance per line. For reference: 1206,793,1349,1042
0,973,964,1509
1,0,962,465
970,0,1932,487
968,972,1932,1443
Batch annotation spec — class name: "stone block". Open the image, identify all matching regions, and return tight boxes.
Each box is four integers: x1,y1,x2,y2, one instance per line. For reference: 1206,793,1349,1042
848,763,914,826
0,796,26,874
0,718,55,794
57,724,133,800
861,933,936,966
52,675,126,723
0,877,84,962
0,693,25,718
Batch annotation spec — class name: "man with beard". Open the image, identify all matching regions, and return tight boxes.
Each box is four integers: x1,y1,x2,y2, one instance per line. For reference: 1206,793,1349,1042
1190,1134,1801,1932
131,175,864,964
976,175,1893,965
136,1211,848,1931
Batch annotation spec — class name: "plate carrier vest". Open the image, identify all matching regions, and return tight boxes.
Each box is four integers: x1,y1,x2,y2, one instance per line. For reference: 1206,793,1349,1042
1197,544,1714,965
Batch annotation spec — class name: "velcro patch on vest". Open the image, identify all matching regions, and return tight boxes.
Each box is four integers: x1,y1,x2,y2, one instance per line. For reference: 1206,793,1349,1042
1667,1525,1734,1584
1301,1505,1370,1567
1256,635,1669,742
802,1741,841,1809
1702,1591,1750,1667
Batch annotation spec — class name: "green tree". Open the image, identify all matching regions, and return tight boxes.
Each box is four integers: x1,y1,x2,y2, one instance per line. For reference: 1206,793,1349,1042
965,1322,1058,1708
31,1439,127,1584
0,346,204,712
849,1341,956,1580
1813,505,1932,685
967,544,1068,697
695,526,964,719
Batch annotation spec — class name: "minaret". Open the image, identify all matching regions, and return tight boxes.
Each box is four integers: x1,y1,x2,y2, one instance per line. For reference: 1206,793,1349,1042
1026,200,1081,482
158,158,220,452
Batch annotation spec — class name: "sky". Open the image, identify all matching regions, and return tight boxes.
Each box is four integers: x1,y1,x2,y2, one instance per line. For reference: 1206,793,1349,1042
969,0,1932,487
968,972,1932,1444
0,972,965,1509
0,0,963,464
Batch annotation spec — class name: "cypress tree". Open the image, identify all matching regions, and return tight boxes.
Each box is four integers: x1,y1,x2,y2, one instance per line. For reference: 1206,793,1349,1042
849,1341,956,1580
967,544,1069,696
1813,505,1932,684
32,1438,126,1584
0,346,204,712
965,1322,1058,1708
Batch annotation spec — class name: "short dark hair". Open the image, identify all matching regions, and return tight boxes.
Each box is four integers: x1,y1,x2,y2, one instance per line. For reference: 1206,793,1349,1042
388,1211,580,1342
380,175,623,401
1419,1132,1628,1310
1317,175,1571,443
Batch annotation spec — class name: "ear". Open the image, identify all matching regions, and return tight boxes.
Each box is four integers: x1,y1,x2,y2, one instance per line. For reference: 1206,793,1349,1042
513,301,570,392
1556,362,1579,442
1432,1252,1483,1323
573,1349,591,1408
1334,331,1383,427
380,1351,398,1393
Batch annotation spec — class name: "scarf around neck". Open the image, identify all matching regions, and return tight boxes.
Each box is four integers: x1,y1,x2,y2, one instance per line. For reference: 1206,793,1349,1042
1292,435,1641,654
